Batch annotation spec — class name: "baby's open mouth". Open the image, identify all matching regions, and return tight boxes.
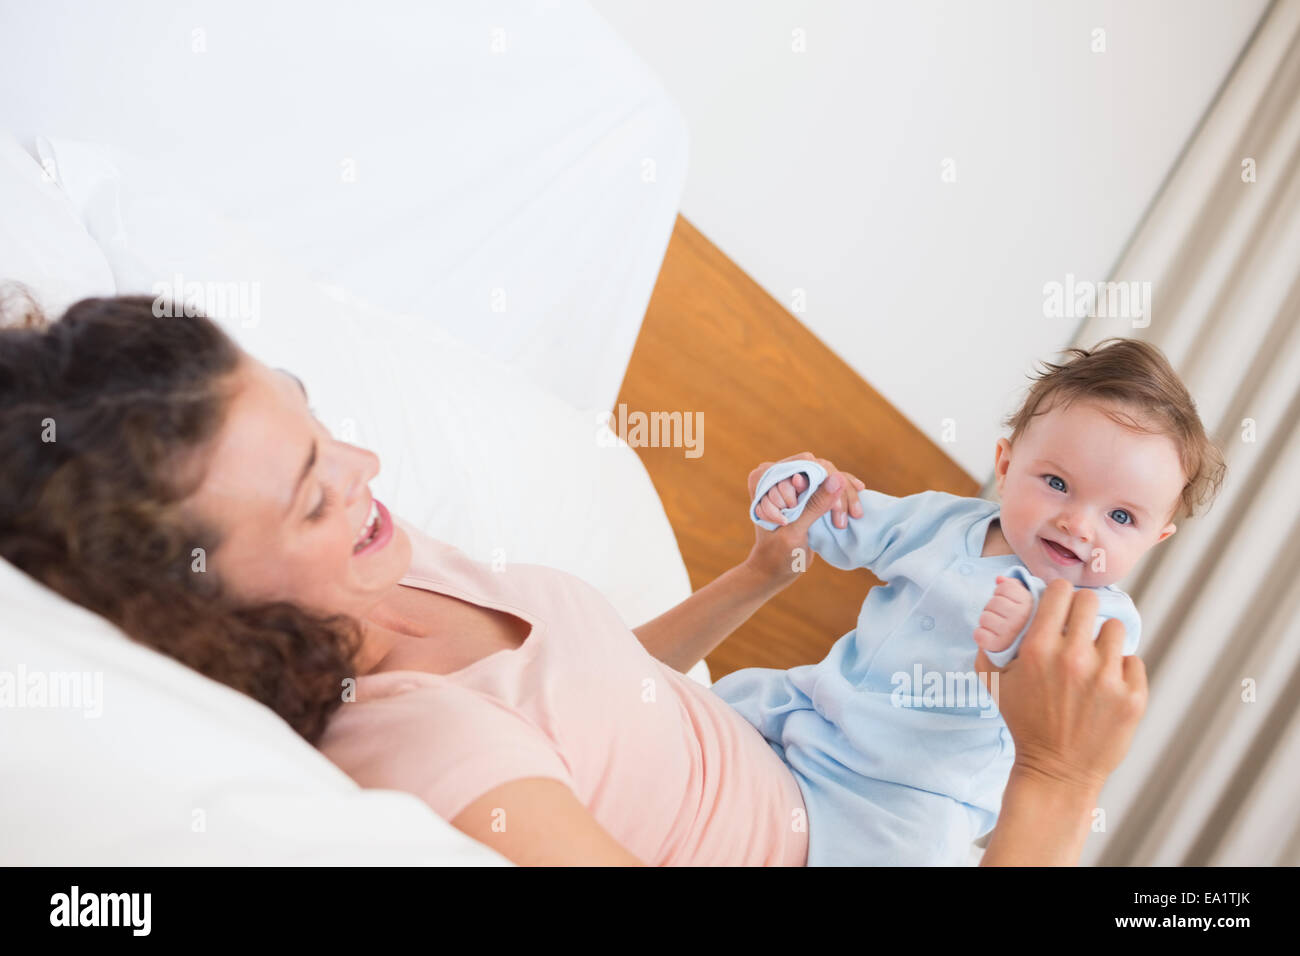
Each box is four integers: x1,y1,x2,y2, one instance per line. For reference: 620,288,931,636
1041,537,1082,566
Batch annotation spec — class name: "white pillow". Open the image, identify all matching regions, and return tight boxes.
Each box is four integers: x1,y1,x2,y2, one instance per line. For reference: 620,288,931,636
0,0,689,415
0,130,114,318
0,555,509,865
37,137,699,651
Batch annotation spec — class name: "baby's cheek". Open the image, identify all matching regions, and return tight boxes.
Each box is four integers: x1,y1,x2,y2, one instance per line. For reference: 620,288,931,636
997,502,1033,552
1084,541,1133,586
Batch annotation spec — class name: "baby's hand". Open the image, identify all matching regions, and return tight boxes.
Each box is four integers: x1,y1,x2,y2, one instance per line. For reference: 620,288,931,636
754,472,811,527
973,576,1034,652
748,453,867,530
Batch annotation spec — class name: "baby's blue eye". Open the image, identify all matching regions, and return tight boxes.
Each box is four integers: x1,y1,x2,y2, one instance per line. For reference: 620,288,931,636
1110,509,1133,526
1045,475,1067,492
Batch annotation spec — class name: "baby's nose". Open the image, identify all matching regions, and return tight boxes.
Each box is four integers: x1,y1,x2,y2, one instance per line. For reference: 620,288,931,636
1058,513,1092,541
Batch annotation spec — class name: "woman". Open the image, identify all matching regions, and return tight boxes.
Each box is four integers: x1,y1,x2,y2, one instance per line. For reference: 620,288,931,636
0,294,1147,865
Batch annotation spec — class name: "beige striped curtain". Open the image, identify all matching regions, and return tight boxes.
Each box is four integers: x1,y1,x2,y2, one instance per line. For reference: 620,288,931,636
1069,0,1300,866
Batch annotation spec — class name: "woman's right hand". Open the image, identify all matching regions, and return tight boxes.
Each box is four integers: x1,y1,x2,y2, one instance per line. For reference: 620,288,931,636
978,578,1147,792
975,578,1148,864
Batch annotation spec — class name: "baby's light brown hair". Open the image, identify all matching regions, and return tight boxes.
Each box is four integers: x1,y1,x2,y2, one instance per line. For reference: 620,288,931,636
1004,337,1226,522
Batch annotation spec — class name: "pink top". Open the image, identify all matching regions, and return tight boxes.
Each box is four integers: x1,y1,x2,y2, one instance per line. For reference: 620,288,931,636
317,519,809,866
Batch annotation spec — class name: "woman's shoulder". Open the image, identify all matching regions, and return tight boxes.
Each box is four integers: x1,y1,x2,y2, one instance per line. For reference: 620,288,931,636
394,516,530,600
394,513,603,604
323,669,559,752
395,516,475,584
318,669,576,819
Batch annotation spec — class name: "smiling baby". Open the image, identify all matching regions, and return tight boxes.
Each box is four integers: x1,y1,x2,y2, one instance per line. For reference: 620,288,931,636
710,337,1226,865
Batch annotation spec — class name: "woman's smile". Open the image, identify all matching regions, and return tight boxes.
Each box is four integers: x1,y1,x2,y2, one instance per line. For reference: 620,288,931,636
353,499,395,557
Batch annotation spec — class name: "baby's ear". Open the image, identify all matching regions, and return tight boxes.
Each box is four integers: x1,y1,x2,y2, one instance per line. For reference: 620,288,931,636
992,438,1012,491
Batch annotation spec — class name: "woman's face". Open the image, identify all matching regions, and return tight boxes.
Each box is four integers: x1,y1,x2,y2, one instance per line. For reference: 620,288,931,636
183,352,411,619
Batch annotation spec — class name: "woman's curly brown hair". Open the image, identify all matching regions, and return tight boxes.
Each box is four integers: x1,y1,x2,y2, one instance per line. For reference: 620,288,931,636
0,289,360,743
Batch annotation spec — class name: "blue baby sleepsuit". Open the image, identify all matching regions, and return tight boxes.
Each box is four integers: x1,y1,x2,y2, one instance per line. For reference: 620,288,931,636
712,460,1140,866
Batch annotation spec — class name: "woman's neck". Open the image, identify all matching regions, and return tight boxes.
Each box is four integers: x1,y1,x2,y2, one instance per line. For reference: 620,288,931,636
353,589,424,675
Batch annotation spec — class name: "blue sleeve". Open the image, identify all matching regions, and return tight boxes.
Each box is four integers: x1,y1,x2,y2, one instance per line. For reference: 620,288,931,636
747,460,942,574
984,567,1142,667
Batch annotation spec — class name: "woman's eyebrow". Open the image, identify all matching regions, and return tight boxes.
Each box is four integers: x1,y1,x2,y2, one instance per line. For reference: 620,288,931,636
276,367,308,399
273,369,315,516
286,440,318,517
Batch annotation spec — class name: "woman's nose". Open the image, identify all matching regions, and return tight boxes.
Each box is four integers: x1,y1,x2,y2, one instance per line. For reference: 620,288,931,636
340,446,381,505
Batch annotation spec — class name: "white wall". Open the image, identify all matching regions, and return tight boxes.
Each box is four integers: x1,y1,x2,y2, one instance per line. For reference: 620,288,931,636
591,0,1268,481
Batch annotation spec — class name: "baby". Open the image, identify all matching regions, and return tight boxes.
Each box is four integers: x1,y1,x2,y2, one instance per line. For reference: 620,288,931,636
710,338,1225,866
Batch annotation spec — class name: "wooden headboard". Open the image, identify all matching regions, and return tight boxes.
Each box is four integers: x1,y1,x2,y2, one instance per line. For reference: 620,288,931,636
615,216,979,679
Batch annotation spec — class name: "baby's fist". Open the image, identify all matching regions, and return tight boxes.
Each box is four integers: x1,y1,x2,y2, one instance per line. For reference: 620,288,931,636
973,576,1034,652
754,472,809,527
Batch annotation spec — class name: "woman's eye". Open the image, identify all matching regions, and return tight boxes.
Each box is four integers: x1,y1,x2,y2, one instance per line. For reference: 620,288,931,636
1110,509,1133,526
1045,475,1067,492
308,486,334,522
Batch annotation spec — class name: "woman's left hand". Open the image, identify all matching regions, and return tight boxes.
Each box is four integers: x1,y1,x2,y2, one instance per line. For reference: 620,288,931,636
743,452,866,587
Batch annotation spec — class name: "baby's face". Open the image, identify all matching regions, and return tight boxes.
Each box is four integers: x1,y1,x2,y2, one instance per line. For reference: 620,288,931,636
993,399,1183,587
